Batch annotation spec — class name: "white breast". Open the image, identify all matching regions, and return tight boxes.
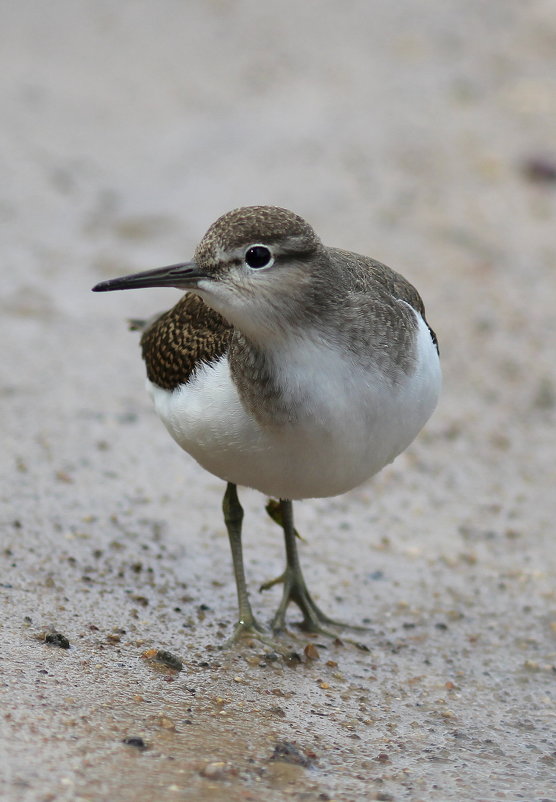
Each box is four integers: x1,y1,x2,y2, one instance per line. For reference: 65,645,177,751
147,313,440,500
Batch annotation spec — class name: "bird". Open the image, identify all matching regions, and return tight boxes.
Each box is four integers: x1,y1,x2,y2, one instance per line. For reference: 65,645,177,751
92,205,441,643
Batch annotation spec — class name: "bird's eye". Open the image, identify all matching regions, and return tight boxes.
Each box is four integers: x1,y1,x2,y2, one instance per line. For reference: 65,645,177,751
244,245,273,269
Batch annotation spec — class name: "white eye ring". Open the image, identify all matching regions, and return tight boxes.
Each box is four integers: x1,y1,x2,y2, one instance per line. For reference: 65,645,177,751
244,244,274,270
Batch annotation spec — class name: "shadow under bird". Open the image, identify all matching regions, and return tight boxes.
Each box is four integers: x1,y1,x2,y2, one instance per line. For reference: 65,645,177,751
92,205,441,643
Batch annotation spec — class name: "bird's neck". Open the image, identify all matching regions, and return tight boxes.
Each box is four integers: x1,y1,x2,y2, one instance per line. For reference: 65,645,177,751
227,325,338,427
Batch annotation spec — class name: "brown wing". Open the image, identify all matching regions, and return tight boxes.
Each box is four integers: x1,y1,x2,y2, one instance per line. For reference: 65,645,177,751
139,293,233,390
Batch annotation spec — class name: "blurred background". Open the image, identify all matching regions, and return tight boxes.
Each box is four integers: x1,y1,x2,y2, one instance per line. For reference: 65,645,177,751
3,1,555,270
1,2,556,800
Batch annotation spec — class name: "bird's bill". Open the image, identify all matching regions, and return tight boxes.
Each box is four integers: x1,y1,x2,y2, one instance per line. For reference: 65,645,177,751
92,261,209,292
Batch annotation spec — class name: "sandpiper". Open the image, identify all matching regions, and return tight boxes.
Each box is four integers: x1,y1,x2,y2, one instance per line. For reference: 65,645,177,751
93,206,441,641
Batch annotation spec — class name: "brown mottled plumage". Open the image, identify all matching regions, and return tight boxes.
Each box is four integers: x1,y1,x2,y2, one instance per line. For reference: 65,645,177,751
140,293,232,390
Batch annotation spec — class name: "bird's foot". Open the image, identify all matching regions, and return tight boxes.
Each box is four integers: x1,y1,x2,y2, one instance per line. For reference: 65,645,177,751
224,616,307,656
223,615,271,648
261,566,365,638
262,496,369,643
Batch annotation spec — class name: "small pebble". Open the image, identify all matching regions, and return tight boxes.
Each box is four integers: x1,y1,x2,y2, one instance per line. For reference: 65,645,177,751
123,736,146,749
141,648,183,671
304,643,320,660
200,761,228,780
270,741,313,767
44,632,70,649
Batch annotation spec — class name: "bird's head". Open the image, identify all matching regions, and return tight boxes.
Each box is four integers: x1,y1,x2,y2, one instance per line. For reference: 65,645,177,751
92,206,329,340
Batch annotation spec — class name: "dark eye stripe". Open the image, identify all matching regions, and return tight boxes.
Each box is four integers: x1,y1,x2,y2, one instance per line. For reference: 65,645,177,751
274,249,313,263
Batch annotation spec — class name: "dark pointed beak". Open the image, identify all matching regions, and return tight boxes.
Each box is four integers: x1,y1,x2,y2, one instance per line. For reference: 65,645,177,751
92,261,210,292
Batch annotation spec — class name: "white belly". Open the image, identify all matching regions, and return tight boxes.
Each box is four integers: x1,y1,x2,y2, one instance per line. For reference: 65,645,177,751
147,315,440,500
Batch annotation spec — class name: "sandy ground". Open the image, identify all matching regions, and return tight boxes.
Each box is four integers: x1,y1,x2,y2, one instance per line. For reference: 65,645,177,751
2,1,556,800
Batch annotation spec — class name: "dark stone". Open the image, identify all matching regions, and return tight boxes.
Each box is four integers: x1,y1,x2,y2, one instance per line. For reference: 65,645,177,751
123,737,146,749
44,632,70,649
270,741,312,767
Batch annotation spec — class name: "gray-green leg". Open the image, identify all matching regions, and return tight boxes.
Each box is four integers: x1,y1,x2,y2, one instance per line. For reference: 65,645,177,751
262,499,347,635
222,482,265,641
